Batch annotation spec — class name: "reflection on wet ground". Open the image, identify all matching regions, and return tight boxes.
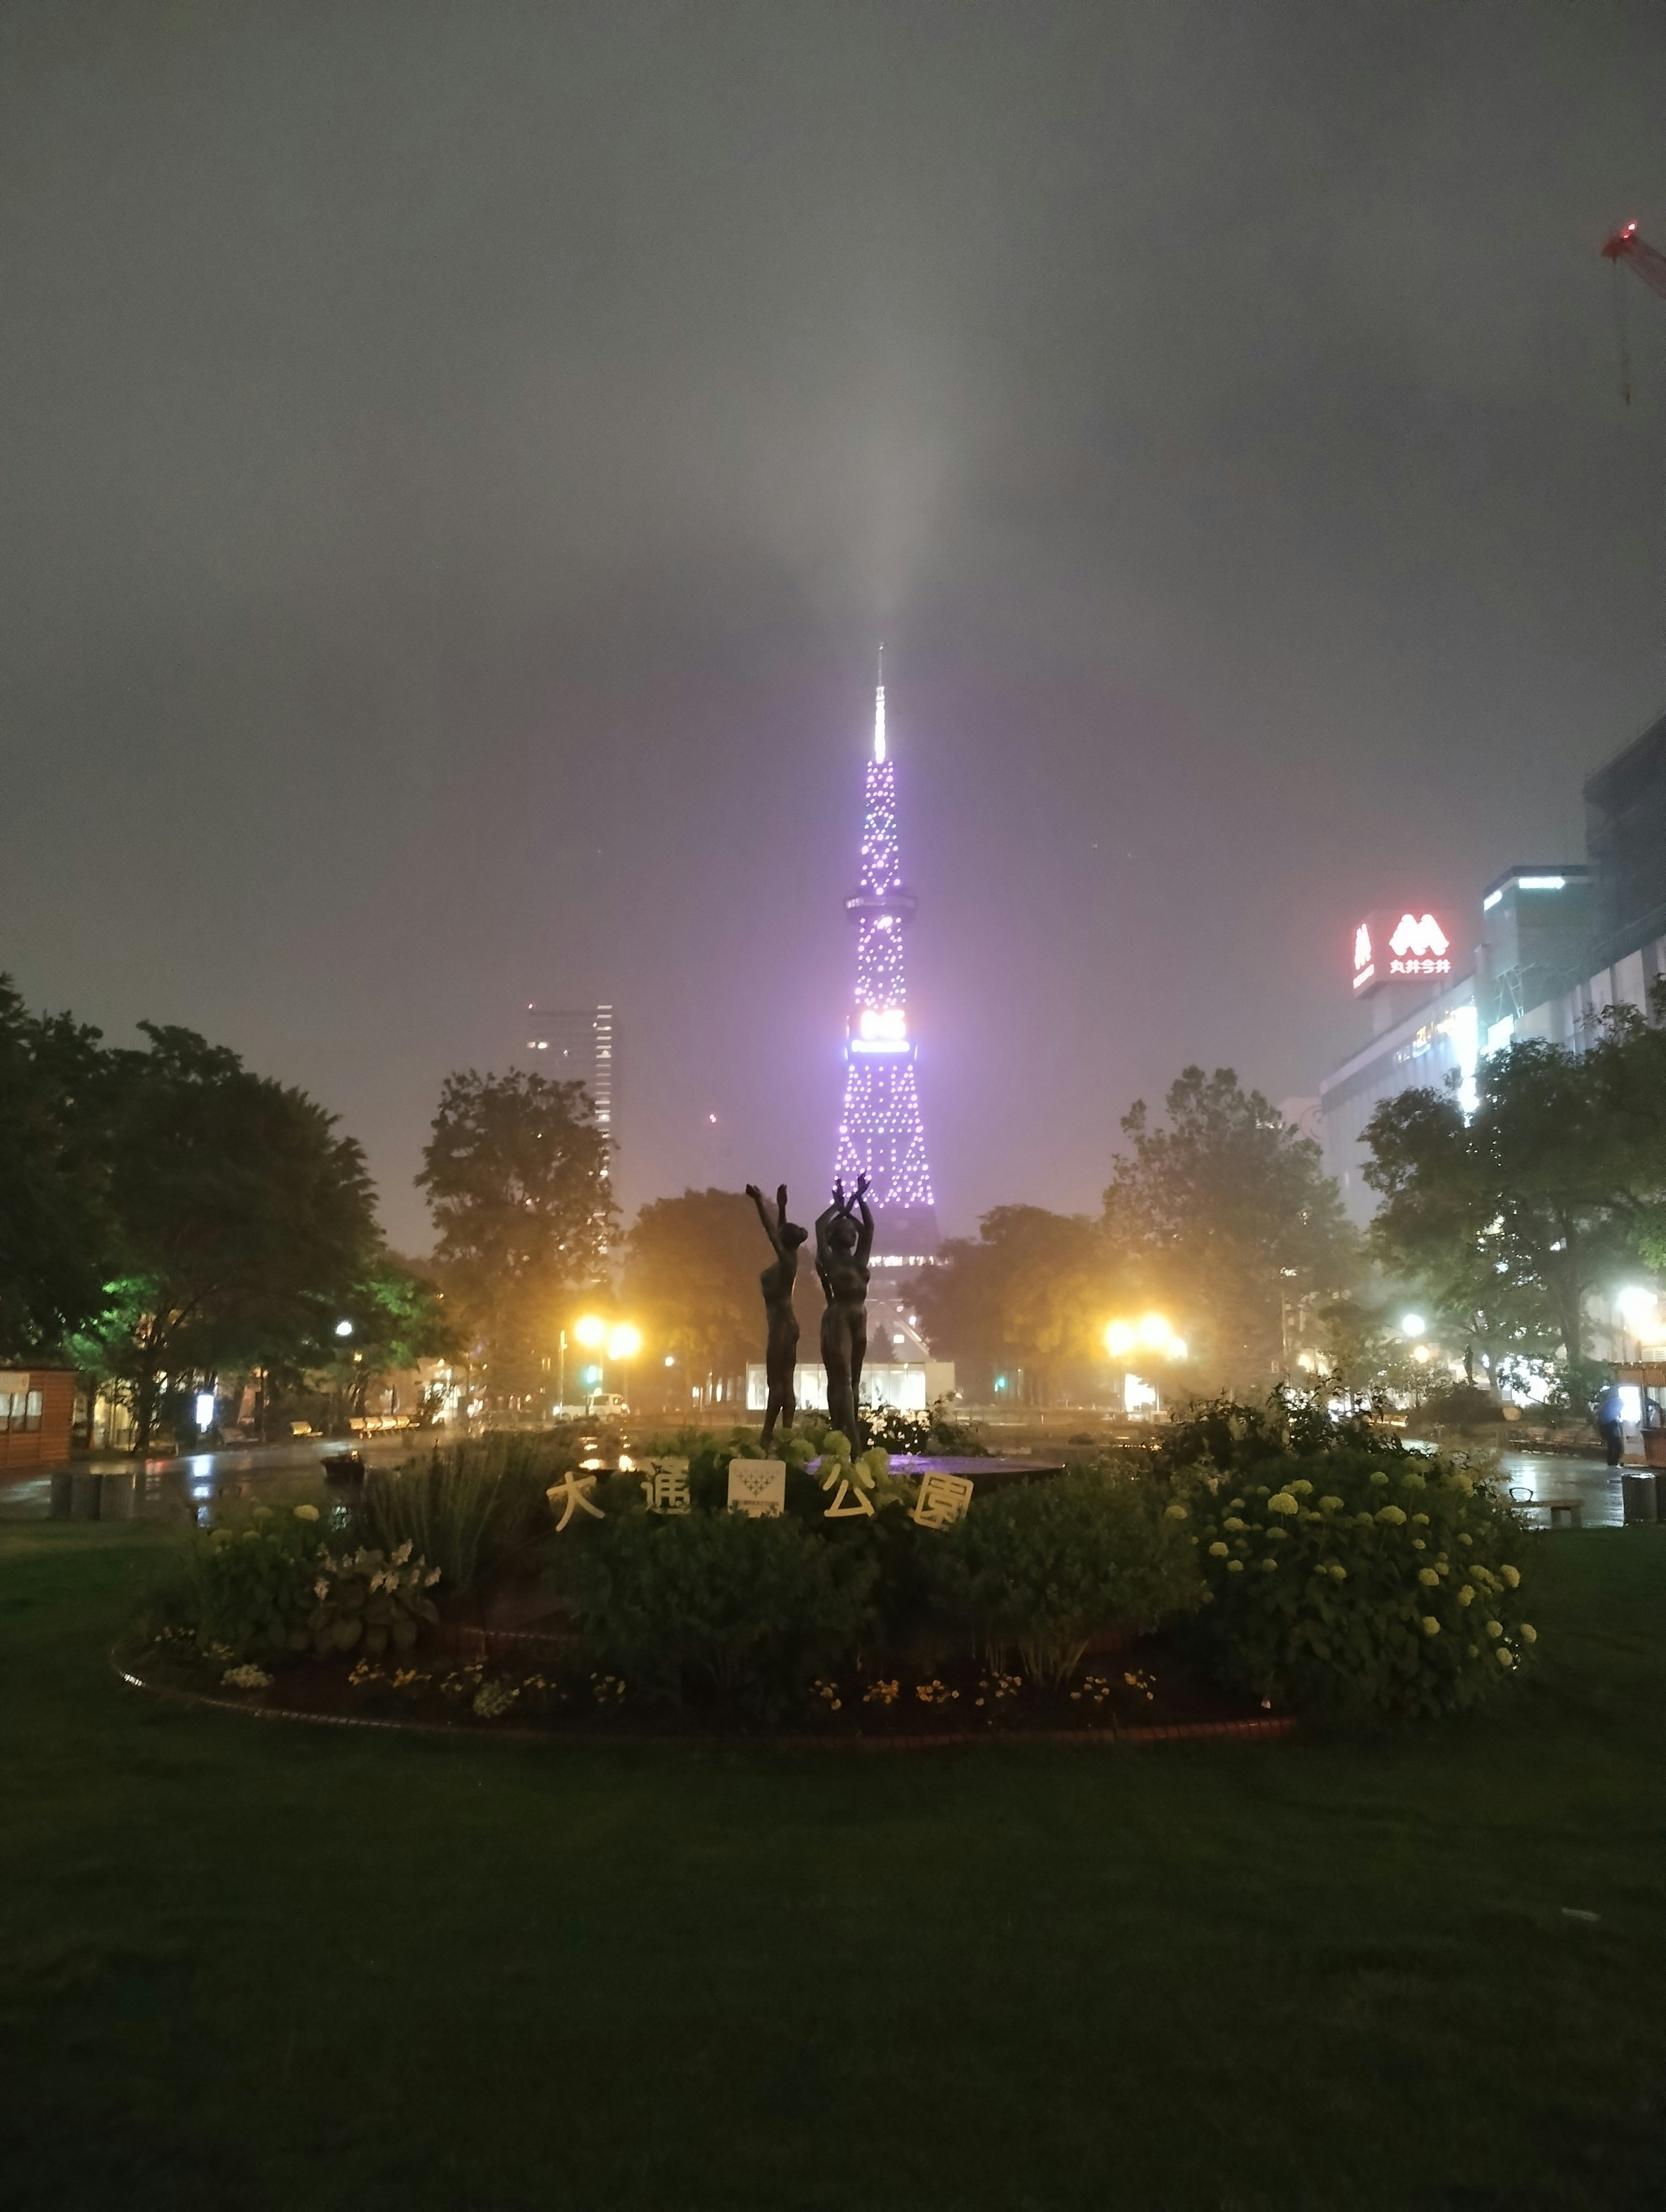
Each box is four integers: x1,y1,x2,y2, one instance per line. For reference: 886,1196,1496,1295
0,1434,423,1527
1492,1452,1627,1529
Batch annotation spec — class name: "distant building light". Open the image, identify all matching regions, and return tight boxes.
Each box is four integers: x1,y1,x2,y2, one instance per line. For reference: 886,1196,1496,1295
1486,1017,1515,1053
1516,876,1566,891
1482,889,1503,913
194,1392,216,1432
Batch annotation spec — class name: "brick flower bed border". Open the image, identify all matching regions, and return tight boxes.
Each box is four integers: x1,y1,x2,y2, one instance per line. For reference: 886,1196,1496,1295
113,1650,1298,1753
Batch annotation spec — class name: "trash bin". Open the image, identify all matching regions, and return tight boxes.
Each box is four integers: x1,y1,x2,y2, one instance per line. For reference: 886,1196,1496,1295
1622,1471,1658,1523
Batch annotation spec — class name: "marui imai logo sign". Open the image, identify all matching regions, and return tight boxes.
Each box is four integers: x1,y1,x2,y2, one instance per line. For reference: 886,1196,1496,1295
1351,909,1453,995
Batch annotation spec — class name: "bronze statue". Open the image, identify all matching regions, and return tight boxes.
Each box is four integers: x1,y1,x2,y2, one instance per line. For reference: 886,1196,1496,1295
745,1183,808,1446
815,1175,872,1449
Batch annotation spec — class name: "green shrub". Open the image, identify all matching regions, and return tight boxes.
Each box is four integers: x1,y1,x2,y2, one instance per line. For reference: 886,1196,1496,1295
303,1541,441,1658
566,1508,879,1713
860,1398,989,1456
359,1433,570,1596
167,1502,445,1663
178,1502,330,1659
920,1470,1204,1684
1152,1396,1536,1717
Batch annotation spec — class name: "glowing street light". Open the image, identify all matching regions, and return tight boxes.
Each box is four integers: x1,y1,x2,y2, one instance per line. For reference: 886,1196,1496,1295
334,1319,354,1338
606,1323,642,1362
1400,1313,1426,1338
573,1314,607,1349
1105,1315,1186,1362
1617,1286,1658,1327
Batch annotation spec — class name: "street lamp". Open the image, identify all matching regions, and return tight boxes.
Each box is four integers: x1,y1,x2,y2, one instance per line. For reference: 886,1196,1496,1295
1104,1316,1187,1361
334,1319,354,1339
1400,1313,1426,1339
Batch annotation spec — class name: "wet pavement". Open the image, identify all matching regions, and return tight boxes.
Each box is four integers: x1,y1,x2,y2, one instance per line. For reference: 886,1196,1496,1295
1490,1449,1635,1530
0,1432,423,1526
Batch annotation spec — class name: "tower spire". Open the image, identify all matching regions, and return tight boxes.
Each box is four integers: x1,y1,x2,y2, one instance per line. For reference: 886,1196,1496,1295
835,661,938,1260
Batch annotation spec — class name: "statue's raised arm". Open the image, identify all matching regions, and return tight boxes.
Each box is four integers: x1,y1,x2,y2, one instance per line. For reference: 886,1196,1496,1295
853,1175,874,1268
746,1182,784,1258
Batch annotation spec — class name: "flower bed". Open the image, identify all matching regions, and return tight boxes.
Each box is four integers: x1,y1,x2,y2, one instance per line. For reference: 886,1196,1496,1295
129,1400,1539,1742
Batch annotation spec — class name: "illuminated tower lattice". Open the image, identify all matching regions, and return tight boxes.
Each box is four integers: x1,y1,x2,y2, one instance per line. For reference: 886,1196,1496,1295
834,664,939,1257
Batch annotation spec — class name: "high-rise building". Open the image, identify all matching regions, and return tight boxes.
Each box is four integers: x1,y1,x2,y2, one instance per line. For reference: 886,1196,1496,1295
519,1003,615,1169
834,661,939,1263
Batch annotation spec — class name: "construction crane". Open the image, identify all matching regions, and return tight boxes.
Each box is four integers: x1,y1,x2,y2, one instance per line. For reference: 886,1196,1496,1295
1602,223,1666,403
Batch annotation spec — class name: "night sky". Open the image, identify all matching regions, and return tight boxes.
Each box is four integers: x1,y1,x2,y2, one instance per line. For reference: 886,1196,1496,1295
6,2,1666,1253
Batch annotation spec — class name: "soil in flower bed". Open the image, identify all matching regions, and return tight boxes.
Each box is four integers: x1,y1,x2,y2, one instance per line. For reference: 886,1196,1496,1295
125,1631,1275,1740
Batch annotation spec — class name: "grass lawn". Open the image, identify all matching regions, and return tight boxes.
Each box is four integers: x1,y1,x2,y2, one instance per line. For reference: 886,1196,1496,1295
3,1524,1666,2211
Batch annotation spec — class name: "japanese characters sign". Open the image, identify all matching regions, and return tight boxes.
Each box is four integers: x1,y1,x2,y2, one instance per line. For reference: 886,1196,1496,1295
727,1460,786,1517
640,1457,691,1515
911,1472,975,1530
547,1472,604,1532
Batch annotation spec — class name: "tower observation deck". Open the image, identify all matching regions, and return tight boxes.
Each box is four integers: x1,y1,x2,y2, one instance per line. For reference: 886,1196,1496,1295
833,661,939,1263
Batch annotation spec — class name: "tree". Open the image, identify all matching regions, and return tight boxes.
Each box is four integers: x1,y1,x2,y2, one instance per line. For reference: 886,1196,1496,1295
0,977,112,1355
417,1068,615,1400
76,1024,380,1448
1102,1067,1354,1391
1364,1014,1666,1370
907,1206,1115,1404
623,1188,792,1400
315,1254,461,1428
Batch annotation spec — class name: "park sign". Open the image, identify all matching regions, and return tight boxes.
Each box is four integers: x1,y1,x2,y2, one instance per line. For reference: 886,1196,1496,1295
1351,907,1456,996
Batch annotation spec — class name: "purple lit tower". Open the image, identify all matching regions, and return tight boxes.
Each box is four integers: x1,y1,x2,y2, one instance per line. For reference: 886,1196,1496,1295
834,660,940,1263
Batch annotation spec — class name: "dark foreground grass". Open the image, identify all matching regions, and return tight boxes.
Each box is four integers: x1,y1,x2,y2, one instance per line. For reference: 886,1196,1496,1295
3,1528,1665,2212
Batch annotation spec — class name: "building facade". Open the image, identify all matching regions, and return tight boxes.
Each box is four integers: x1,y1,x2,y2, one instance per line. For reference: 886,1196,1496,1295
1320,709,1666,1218
519,1003,616,1166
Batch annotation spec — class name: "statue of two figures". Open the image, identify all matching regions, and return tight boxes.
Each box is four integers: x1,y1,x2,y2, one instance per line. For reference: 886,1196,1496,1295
744,1176,874,1449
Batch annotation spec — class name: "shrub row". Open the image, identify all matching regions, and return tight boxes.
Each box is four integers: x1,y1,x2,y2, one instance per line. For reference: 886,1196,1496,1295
157,1399,1538,1725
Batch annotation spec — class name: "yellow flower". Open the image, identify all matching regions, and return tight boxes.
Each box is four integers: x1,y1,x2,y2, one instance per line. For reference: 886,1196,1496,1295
1486,1619,1503,1639
1421,1616,1441,1636
1377,1505,1407,1525
1227,1559,1244,1574
1520,1623,1537,1645
1208,1541,1229,1558
1496,1647,1514,1667
1418,1567,1440,1587
293,1503,321,1523
1411,1512,1430,1526
1223,1516,1247,1532
1261,1558,1278,1572
1457,1585,1475,1607
1164,1503,1189,1521
1328,1564,1347,1581
1318,1495,1343,1512
1500,1564,1520,1589
1267,1492,1299,1516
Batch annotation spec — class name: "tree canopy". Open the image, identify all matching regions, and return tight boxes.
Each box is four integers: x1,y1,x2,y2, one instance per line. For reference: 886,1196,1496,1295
1364,1011,1666,1373
908,1206,1113,1403
417,1067,615,1397
0,979,110,1355
78,1023,380,1445
1102,1067,1354,1390
623,1188,799,1394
